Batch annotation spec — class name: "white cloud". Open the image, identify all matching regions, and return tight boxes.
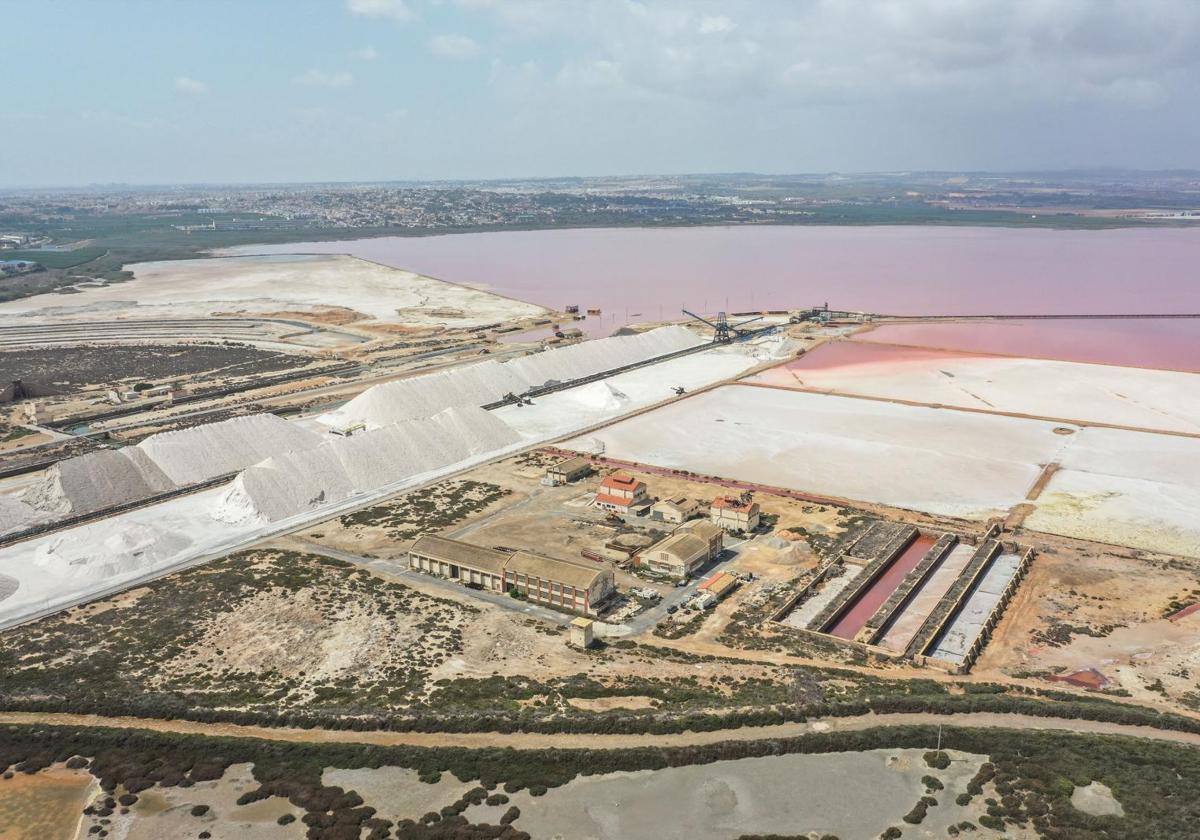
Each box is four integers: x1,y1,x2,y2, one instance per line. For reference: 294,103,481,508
293,69,354,88
458,0,1200,109
174,76,209,95
346,0,412,22
352,46,380,61
428,33,481,60
698,15,735,34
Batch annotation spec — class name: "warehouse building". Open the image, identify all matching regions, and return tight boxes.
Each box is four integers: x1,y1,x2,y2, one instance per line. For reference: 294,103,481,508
544,455,593,486
505,550,615,614
638,519,725,579
594,471,650,514
650,495,701,524
675,519,725,556
408,535,615,615
638,532,711,579
408,535,509,591
710,494,761,532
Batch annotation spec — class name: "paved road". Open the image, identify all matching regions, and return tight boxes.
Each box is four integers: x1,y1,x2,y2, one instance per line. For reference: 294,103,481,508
2,709,1198,752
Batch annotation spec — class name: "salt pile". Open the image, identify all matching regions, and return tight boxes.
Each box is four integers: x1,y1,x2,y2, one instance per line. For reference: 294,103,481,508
506,325,703,387
751,335,801,361
31,522,192,583
324,360,529,428
138,413,323,485
0,494,43,535
326,326,703,429
21,448,177,517
563,381,632,412
218,406,521,523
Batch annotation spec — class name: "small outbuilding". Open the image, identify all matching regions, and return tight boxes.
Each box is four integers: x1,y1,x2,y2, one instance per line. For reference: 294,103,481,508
569,617,595,648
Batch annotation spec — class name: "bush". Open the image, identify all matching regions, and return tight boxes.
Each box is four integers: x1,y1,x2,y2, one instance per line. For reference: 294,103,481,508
923,751,951,770
190,804,209,817
922,775,943,791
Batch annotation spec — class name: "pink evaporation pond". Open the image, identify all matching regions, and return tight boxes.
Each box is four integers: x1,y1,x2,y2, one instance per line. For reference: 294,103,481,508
857,318,1200,372
828,535,937,641
750,341,967,388
229,225,1200,338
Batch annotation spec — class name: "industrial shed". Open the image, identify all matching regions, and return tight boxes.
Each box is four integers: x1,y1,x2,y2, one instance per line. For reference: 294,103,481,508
638,532,711,579
545,455,592,485
674,519,725,556
408,535,509,592
505,550,615,615
650,495,701,524
408,535,614,615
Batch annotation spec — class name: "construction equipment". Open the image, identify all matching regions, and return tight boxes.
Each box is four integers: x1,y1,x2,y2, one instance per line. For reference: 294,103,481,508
681,309,764,342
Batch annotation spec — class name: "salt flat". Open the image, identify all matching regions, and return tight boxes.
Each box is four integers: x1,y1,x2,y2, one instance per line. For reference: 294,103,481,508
750,341,1200,434
565,386,1072,520
1025,427,1200,557
0,254,546,328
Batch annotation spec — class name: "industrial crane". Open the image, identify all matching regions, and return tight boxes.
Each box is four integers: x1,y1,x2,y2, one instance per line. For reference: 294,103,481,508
681,309,764,342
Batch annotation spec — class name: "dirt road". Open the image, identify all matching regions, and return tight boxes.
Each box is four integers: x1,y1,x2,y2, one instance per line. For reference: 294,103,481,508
2,710,1199,752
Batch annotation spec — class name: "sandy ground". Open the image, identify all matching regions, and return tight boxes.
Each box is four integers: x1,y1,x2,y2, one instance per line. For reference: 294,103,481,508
1024,426,1200,557
0,764,95,840
78,762,305,840
751,340,1200,434
565,385,1071,521
0,254,546,329
978,543,1200,708
320,766,472,824
462,748,1001,840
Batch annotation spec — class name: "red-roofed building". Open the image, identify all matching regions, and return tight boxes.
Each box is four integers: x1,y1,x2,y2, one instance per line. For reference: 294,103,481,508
710,494,761,532
594,472,649,513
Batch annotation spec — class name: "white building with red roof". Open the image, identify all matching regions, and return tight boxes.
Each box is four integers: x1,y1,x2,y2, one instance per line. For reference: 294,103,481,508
593,471,649,513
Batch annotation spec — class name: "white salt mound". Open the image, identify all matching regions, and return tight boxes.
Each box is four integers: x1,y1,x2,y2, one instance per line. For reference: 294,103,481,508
0,494,43,535
138,413,323,485
570,381,632,412
31,522,191,582
326,326,703,429
21,448,176,517
218,406,521,523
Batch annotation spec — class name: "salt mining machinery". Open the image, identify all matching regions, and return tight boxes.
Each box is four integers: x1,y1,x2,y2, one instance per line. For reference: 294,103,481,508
681,309,764,342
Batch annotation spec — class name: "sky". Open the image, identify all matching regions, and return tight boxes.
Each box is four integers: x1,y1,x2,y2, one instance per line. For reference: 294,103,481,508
4,0,1200,186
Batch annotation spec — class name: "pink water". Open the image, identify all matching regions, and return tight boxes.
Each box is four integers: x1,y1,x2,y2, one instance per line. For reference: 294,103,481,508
233,225,1200,337
828,535,937,641
752,341,971,387
858,318,1200,372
